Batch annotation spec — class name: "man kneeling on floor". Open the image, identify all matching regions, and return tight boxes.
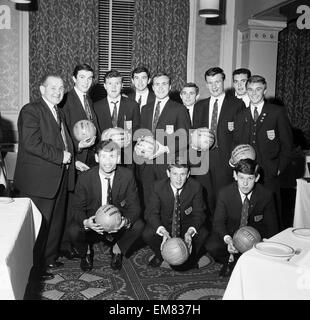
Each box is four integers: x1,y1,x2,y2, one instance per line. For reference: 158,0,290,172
70,139,144,271
143,157,209,271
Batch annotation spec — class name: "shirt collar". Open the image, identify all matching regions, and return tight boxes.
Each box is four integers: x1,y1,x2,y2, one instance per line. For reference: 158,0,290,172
251,100,265,113
74,86,87,102
155,96,169,107
210,93,225,106
135,88,149,100
99,169,115,184
170,183,183,196
42,96,56,111
107,96,121,105
238,189,253,202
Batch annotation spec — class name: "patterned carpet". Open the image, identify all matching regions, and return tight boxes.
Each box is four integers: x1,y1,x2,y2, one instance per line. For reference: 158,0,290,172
24,243,229,300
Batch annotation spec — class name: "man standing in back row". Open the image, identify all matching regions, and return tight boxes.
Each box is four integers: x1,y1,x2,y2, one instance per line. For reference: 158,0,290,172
14,74,75,281
233,75,293,229
193,67,245,217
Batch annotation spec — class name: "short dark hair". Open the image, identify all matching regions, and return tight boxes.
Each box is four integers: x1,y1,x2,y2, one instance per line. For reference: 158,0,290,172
204,67,225,81
152,72,171,85
234,158,259,176
167,156,190,171
181,82,199,95
233,68,251,79
73,63,94,78
131,66,151,79
246,75,267,89
40,73,62,86
104,69,123,83
95,139,120,155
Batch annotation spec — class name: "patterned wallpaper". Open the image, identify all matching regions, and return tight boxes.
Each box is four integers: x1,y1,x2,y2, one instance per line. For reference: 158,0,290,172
194,17,221,99
0,1,20,112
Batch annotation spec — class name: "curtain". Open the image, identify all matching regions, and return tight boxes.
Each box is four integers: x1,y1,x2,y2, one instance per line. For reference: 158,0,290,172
276,22,310,147
132,0,189,91
29,0,98,101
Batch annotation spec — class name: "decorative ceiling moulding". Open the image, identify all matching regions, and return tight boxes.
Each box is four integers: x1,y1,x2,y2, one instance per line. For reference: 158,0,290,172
239,19,287,44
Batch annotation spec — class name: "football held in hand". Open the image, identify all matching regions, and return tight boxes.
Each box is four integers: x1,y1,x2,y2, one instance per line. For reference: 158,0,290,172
95,204,122,232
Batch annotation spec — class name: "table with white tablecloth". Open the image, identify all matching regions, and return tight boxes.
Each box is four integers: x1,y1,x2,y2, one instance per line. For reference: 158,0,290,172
223,228,310,300
293,178,310,228
0,198,41,300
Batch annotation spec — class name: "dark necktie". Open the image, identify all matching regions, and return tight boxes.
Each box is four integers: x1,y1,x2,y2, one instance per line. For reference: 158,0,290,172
240,195,250,228
83,94,93,121
152,101,161,135
111,101,118,127
138,95,142,107
172,189,181,238
105,177,113,204
53,105,61,127
210,99,218,145
253,107,259,122
54,106,68,152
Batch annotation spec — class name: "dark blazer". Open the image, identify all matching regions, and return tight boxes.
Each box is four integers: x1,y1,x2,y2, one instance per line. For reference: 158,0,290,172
145,177,206,234
193,95,244,164
127,89,156,110
139,98,191,154
213,183,279,240
61,89,100,164
93,96,140,135
233,102,293,177
72,166,141,228
14,98,75,198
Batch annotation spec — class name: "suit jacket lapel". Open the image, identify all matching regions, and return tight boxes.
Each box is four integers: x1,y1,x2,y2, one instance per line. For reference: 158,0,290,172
111,168,121,202
156,99,170,129
93,169,102,208
249,187,258,216
204,98,210,128
255,102,268,132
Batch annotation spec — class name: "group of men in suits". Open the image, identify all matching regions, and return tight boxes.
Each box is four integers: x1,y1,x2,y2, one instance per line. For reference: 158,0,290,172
13,63,293,281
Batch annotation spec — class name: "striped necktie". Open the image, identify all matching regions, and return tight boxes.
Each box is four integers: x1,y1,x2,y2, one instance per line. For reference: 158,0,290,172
111,101,118,127
83,94,93,121
172,189,181,238
152,101,161,135
240,195,250,228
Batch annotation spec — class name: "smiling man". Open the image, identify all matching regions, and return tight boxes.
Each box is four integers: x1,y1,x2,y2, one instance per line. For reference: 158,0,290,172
205,158,278,276
70,140,144,271
14,74,75,281
142,158,208,270
233,75,293,230
232,68,251,107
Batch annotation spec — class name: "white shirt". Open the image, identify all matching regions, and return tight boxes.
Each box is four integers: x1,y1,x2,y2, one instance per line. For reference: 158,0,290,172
209,94,225,128
238,189,253,203
99,170,115,206
235,92,251,108
152,96,169,122
42,96,58,123
74,86,88,112
107,96,121,118
186,105,194,124
250,100,264,120
135,89,149,109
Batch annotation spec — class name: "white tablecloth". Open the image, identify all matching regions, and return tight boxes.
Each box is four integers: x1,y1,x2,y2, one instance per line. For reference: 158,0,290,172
293,179,310,228
0,198,42,300
223,228,310,300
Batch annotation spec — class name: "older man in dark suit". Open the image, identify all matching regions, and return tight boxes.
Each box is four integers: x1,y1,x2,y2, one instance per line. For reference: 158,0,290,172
233,75,293,229
70,140,144,271
143,159,208,270
14,74,75,281
192,67,245,217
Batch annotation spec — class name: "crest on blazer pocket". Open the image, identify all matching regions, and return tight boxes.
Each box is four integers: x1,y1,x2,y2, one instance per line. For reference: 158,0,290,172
228,122,234,132
165,125,174,134
185,207,192,215
266,130,275,140
120,200,126,207
254,215,263,222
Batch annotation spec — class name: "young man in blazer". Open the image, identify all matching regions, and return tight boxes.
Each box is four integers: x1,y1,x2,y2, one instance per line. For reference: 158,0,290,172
127,66,156,112
233,75,293,229
137,72,192,208
192,67,245,217
60,63,100,259
14,74,75,281
70,140,144,271
205,159,279,276
143,158,208,270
